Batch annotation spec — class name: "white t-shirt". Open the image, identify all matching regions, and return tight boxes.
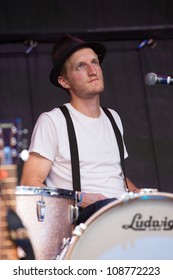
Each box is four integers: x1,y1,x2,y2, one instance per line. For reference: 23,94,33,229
29,103,128,199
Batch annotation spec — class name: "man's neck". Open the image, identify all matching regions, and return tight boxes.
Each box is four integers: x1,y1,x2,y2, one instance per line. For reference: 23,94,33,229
70,98,101,118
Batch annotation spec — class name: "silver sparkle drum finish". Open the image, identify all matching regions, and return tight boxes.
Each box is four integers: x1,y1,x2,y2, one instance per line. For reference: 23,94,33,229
60,191,173,260
15,186,76,260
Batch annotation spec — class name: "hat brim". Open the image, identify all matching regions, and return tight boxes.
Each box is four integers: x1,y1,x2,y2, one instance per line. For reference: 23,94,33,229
49,41,107,87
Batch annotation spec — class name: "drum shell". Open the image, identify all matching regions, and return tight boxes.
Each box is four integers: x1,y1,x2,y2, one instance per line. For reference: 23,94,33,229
61,192,173,260
15,186,75,260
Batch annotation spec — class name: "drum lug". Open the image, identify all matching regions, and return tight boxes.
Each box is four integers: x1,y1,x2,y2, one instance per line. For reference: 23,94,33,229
140,188,158,194
70,205,79,224
72,223,87,237
36,200,46,222
121,192,136,201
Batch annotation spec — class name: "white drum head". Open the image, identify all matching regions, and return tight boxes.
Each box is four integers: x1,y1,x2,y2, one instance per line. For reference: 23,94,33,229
62,192,173,259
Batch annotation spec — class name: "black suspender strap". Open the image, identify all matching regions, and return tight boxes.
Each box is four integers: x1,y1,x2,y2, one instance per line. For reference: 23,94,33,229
59,106,81,192
102,107,128,190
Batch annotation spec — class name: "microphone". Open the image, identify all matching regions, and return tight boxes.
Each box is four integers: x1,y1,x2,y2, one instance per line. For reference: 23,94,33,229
145,72,173,86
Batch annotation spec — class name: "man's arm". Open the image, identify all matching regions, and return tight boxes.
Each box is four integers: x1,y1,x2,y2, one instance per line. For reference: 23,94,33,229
20,152,52,186
78,178,140,209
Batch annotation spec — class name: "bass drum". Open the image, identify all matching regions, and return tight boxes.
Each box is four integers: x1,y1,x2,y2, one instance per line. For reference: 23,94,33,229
60,191,173,259
16,186,76,260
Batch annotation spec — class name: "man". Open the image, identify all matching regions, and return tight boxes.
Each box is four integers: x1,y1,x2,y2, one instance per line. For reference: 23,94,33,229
20,34,139,223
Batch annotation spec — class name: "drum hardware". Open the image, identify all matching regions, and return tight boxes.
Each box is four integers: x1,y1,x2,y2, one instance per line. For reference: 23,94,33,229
57,223,87,260
70,205,79,224
64,224,87,248
72,223,87,237
62,237,70,247
36,198,46,222
61,237,71,250
140,188,158,194
120,191,137,201
54,237,72,260
70,191,79,224
121,188,159,202
59,192,173,260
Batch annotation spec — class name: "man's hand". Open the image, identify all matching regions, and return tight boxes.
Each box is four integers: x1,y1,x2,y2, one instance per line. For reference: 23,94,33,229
78,192,107,208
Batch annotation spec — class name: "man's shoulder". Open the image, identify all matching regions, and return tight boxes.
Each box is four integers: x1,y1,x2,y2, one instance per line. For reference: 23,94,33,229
36,107,67,128
102,107,121,120
41,107,65,118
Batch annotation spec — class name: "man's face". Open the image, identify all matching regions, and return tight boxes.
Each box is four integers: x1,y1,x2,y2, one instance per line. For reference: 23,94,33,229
59,48,104,99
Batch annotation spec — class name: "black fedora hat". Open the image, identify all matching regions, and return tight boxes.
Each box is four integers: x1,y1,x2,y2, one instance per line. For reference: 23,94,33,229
49,34,107,87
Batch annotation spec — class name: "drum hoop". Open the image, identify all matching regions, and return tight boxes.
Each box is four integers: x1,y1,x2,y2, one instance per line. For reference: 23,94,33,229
84,191,173,227
15,186,75,199
63,191,173,260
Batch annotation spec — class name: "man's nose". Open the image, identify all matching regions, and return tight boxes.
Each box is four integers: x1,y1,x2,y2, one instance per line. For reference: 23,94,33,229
88,64,97,75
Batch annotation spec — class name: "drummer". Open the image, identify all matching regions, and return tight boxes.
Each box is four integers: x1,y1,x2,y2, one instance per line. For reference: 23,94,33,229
20,34,140,224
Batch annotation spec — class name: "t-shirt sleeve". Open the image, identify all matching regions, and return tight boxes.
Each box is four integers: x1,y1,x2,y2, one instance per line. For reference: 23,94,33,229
29,113,58,162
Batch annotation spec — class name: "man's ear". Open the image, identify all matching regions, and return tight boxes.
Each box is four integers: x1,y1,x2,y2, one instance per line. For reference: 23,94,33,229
58,76,70,89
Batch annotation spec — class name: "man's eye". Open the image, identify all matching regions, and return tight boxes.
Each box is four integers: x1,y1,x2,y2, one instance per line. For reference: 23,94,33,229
76,64,85,70
92,60,99,66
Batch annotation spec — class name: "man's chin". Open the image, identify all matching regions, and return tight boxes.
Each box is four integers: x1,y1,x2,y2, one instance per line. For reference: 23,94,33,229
89,83,104,94
86,90,103,99
93,87,104,95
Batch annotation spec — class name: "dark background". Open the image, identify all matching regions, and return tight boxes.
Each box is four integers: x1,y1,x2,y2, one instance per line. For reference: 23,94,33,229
1,0,173,193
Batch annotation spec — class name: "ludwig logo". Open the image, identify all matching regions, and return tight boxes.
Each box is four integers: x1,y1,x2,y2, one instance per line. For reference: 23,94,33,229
122,213,173,231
